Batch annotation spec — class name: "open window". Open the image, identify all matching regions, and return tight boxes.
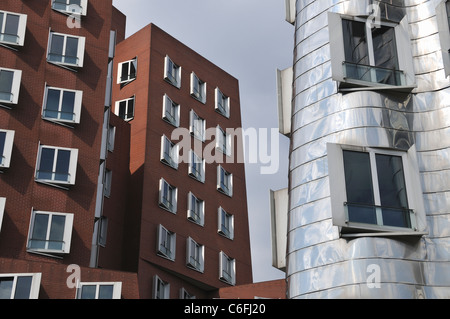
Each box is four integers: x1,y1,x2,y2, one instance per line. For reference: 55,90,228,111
162,94,180,127
117,58,137,85
35,144,79,187
47,31,86,68
436,0,450,77
219,252,236,286
157,224,176,261
159,178,178,214
190,72,206,104
76,282,122,299
186,237,204,273
218,207,234,240
216,126,231,157
215,88,230,118
327,143,427,236
188,150,205,183
0,273,41,299
51,0,88,16
0,129,15,170
217,165,233,197
114,96,135,122
27,209,74,255
42,86,83,124
187,192,205,226
0,10,27,47
164,55,181,88
0,67,22,106
328,12,415,91
153,275,170,299
189,109,206,142
160,135,179,170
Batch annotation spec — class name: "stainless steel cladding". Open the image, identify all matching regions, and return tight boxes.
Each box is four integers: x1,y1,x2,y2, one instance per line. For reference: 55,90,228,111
287,0,450,298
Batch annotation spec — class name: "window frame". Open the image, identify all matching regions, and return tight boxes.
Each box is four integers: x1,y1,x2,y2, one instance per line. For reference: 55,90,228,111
42,86,83,124
180,287,196,299
190,72,206,104
328,12,416,91
153,275,170,299
0,67,22,105
327,143,427,236
26,209,74,255
162,94,180,127
76,282,122,299
187,191,205,226
47,31,86,68
164,55,181,88
186,237,205,273
51,0,88,16
0,10,27,47
188,150,205,183
219,251,236,286
0,273,41,299
189,109,206,142
158,178,178,214
215,88,230,118
217,165,233,197
0,129,15,169
157,224,176,261
216,126,232,157
114,96,135,122
160,135,179,170
117,58,137,85
35,144,79,187
218,206,234,240
0,197,5,234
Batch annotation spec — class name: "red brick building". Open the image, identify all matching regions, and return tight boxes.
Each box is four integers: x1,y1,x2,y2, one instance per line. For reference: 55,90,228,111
0,0,253,299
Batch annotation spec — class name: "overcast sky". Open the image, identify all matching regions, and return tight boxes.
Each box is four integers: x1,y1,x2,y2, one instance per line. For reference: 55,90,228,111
112,0,293,283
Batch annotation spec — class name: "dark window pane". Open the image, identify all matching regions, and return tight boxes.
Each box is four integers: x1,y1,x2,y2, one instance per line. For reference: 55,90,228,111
60,91,75,121
346,204,377,225
55,149,71,181
49,34,64,59
0,132,6,164
48,215,66,251
4,14,19,36
376,154,408,208
342,19,369,65
38,148,55,180
80,285,96,299
343,151,375,205
44,89,61,119
14,276,32,299
372,25,399,83
0,277,13,299
64,37,79,64
126,99,134,119
382,207,411,228
118,101,126,119
98,285,114,299
30,213,49,250
0,13,4,32
0,70,14,97
121,62,129,81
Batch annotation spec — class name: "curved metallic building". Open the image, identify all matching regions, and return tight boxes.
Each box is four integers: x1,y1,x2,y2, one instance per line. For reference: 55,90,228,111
284,0,450,298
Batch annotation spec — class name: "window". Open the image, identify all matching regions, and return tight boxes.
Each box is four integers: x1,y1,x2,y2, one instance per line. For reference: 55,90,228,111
153,275,170,299
0,10,27,46
52,0,88,16
0,67,21,105
0,273,41,299
117,58,137,85
98,216,108,247
216,126,231,156
76,282,122,299
328,12,415,90
157,224,176,261
218,207,234,240
114,96,135,122
186,237,204,273
159,178,178,214
35,145,78,186
160,135,179,170
0,197,5,233
164,55,181,88
217,165,233,197
27,210,74,255
215,88,230,118
189,150,205,183
47,32,86,68
187,192,205,226
219,252,236,286
104,169,112,198
436,0,450,77
162,94,180,127
327,143,427,235
190,109,206,142
190,72,206,103
0,129,14,169
42,86,83,124
107,125,116,152
180,288,195,299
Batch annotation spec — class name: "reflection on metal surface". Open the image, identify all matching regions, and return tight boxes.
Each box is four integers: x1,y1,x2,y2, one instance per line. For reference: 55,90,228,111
284,0,450,299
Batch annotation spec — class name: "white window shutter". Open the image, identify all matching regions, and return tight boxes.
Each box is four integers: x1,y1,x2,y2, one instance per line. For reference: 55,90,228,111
17,13,27,46
73,90,83,124
0,130,15,168
158,179,165,207
230,214,235,240
217,166,222,191
117,61,123,84
80,0,89,16
229,173,233,197
11,69,22,104
29,273,42,299
112,282,122,299
172,187,178,214
0,197,5,232
68,148,79,185
62,213,74,254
